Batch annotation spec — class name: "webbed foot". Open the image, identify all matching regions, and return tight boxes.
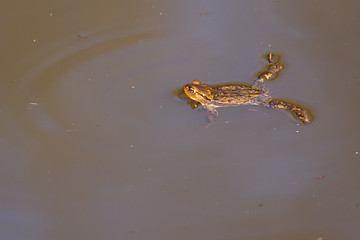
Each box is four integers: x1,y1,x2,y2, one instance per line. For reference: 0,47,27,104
267,53,279,64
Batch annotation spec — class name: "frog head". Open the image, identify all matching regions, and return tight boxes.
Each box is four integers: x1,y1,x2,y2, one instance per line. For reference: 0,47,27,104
183,80,213,103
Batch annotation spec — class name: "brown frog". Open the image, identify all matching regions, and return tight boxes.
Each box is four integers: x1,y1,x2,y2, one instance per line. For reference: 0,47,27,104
183,53,312,127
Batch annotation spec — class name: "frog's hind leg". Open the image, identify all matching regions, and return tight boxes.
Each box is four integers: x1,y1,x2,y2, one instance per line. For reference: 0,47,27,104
254,53,284,93
264,99,312,124
253,53,283,98
254,53,284,88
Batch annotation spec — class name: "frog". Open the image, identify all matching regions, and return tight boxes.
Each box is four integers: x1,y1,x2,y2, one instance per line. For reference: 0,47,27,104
183,53,312,127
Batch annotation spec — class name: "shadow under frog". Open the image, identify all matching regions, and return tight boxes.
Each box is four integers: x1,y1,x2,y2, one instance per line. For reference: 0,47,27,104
182,53,312,127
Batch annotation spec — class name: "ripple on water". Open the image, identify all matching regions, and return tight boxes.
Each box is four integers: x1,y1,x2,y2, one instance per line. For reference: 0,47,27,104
6,25,169,156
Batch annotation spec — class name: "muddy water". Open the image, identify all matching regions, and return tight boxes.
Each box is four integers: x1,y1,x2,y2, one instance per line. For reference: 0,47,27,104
1,0,360,239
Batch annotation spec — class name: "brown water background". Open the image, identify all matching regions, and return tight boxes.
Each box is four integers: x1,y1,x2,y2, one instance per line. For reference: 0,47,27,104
1,0,360,239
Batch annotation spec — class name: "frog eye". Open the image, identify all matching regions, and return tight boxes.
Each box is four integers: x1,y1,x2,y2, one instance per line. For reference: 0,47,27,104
188,87,196,93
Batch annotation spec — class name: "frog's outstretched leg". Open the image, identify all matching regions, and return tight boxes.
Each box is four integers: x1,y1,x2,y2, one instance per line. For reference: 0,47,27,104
264,99,312,124
254,53,284,89
205,107,218,128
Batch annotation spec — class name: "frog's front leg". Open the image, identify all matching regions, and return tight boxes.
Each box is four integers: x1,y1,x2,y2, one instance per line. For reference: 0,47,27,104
205,107,218,128
190,100,200,109
264,99,312,124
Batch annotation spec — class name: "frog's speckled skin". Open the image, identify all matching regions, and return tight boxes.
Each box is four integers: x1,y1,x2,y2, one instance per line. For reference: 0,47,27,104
183,53,312,127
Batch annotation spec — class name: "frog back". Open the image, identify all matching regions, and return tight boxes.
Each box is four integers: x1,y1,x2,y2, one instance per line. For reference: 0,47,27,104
212,85,261,99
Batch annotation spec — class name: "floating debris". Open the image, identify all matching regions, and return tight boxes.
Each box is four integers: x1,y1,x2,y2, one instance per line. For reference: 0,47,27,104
65,129,79,133
74,33,89,39
317,175,325,179
29,102,39,105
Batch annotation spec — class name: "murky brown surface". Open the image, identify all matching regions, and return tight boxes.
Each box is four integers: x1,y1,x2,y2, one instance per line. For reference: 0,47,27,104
1,0,360,239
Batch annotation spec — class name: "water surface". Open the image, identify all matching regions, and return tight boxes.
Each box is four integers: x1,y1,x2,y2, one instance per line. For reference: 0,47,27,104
1,0,360,239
